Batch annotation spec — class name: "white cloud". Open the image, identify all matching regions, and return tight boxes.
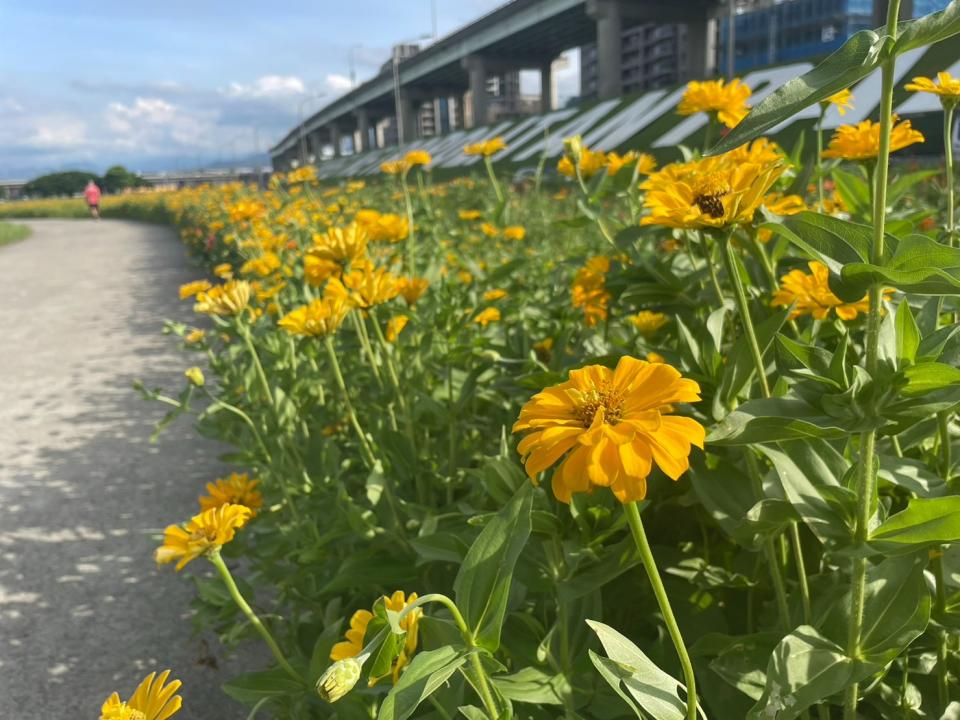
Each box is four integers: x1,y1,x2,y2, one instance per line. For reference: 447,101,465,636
105,97,177,134
25,116,87,148
225,75,305,99
325,73,353,92
102,97,216,150
0,97,24,114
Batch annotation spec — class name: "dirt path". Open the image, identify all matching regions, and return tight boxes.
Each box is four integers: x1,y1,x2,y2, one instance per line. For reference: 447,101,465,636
0,219,256,718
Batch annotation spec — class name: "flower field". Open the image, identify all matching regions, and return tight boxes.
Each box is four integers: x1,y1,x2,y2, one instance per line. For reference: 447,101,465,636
9,5,960,719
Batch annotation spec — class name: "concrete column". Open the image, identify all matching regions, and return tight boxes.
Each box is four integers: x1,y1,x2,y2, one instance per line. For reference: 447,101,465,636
397,90,418,145
329,125,341,157
354,108,371,152
590,0,624,100
462,55,489,128
540,61,554,112
686,15,718,81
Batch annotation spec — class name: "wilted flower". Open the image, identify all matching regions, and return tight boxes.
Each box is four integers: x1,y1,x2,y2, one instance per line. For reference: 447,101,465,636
184,367,205,387
179,280,211,300
385,315,409,342
458,209,482,221
397,277,429,306
513,356,704,503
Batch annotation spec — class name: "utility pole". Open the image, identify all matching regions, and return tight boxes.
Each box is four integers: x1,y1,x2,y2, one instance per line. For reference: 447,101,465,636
727,0,735,79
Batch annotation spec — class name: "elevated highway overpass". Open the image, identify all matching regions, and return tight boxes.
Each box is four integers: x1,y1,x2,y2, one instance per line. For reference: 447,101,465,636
271,0,721,170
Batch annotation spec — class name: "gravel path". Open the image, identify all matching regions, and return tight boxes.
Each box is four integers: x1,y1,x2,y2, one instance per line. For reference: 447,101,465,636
0,220,257,718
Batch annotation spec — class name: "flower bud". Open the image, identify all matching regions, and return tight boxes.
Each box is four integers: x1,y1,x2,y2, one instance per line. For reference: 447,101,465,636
184,367,205,387
316,658,361,703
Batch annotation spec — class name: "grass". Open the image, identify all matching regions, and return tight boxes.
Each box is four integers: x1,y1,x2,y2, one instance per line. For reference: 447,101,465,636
0,221,30,247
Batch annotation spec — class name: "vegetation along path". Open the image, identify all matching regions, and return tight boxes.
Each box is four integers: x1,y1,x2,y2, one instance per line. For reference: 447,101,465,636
0,220,255,718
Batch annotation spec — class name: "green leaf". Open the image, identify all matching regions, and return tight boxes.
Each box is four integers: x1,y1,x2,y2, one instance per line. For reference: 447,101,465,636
834,234,960,302
557,535,640,601
453,482,533,652
746,626,879,720
895,300,920,366
769,212,872,273
587,620,691,720
895,0,960,52
222,668,306,705
704,632,782,701
492,667,569,705
900,362,960,395
377,646,471,720
872,496,960,546
822,555,931,662
756,440,853,545
708,398,849,445
720,308,790,403
831,168,870,217
878,454,947,498
708,30,883,155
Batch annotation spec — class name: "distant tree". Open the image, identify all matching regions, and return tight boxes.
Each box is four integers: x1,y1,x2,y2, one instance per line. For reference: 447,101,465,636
22,171,98,198
101,165,150,193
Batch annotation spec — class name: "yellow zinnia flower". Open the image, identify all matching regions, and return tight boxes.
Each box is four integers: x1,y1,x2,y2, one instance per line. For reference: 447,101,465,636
193,280,252,316
605,151,637,176
278,297,351,336
480,222,498,237
311,223,369,264
240,252,281,278
330,591,422,685
641,152,784,230
821,88,854,116
213,263,233,280
385,315,409,342
627,311,669,338
822,116,924,160
179,280,211,300
572,255,611,327
380,159,409,175
404,149,431,167
771,261,872,320
474,307,501,326
100,670,182,720
304,253,340,287
677,78,751,128
763,192,806,216
184,329,205,344
184,367,205,387
326,265,401,309
558,146,607,180
483,288,508,302
503,225,526,241
155,504,252,571
636,153,658,176
199,473,263,514
905,71,960,107
459,209,481,221
513,356,704,503
397,277,429,306
464,137,506,156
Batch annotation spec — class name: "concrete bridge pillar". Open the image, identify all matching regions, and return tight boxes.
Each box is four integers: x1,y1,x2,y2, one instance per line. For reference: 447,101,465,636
540,60,554,112
329,125,342,157
686,14,718,81
397,90,419,145
354,108,371,152
462,55,489,128
588,0,624,100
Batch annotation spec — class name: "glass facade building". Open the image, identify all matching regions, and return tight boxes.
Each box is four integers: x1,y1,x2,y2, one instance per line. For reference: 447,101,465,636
718,0,950,74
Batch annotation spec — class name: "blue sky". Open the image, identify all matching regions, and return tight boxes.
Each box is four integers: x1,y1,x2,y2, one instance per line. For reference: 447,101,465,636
0,0,579,179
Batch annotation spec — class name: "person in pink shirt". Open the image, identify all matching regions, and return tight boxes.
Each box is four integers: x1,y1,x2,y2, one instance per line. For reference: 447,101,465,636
84,179,102,218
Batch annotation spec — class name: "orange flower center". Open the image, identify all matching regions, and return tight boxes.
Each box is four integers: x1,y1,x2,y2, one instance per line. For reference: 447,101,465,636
573,384,624,427
692,172,730,218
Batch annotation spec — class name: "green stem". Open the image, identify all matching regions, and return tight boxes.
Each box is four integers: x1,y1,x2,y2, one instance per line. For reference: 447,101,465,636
241,326,274,405
933,552,950,707
209,551,301,682
816,105,827,212
350,312,384,389
624,502,698,720
845,8,899,717
789,523,812,625
483,155,505,206
945,104,956,247
323,336,377,469
745,453,792,631
720,233,771,398
401,174,417,276
699,233,726,307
